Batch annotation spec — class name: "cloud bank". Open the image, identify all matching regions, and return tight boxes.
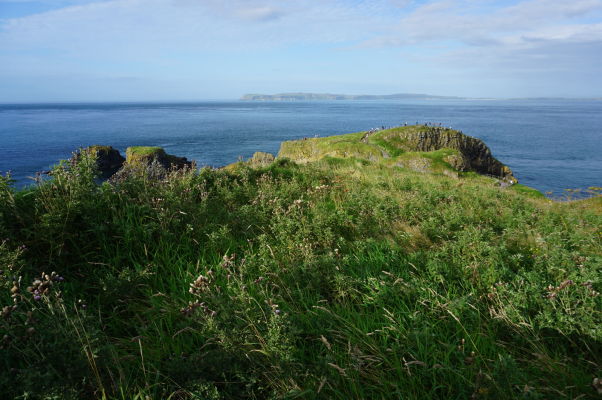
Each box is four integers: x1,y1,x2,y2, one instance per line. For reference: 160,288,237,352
1,0,601,100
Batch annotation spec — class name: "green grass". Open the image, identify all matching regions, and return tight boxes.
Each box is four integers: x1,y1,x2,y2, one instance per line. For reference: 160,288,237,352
0,151,600,399
126,146,164,157
278,132,381,163
278,126,516,182
367,126,434,156
511,184,547,199
87,145,116,154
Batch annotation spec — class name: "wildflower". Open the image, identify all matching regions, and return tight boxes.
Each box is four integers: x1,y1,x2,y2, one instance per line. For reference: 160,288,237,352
221,253,236,269
26,272,62,301
266,299,280,315
557,280,573,291
189,273,212,295
180,301,204,316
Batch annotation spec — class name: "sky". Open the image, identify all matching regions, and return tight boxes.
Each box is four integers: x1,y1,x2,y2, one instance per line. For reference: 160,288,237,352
1,0,601,101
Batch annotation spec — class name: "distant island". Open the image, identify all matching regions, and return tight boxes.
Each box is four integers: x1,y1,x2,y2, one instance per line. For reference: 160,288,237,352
241,92,462,101
241,92,602,101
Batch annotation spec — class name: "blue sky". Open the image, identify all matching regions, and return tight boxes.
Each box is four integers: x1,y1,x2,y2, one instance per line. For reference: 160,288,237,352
1,0,601,101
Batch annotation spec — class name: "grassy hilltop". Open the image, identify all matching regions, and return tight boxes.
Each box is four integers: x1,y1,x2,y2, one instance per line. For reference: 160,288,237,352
276,125,516,181
0,127,601,399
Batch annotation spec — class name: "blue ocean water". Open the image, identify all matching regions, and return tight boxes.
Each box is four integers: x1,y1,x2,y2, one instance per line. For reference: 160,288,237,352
1,99,601,196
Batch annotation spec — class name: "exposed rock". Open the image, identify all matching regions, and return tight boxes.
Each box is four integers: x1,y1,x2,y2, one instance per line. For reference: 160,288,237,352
443,154,470,171
124,146,192,170
377,127,516,181
249,152,275,167
223,152,276,170
72,145,125,178
107,147,194,183
278,125,517,182
407,158,432,173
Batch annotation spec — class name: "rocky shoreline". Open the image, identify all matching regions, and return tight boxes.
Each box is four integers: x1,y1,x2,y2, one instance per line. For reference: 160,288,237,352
72,125,516,185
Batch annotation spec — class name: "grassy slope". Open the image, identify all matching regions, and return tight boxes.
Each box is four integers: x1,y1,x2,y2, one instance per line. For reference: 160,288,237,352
278,126,488,177
0,150,600,399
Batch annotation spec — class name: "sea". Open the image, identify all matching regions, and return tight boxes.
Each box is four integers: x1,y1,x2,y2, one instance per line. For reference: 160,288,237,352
1,99,601,197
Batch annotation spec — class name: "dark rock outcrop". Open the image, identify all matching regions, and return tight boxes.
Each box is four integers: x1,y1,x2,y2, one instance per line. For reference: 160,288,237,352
72,145,125,178
107,146,194,183
378,127,515,181
277,125,517,182
72,145,194,182
124,146,192,170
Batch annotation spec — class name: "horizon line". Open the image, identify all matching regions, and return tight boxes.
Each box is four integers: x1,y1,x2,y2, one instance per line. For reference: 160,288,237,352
1,96,602,105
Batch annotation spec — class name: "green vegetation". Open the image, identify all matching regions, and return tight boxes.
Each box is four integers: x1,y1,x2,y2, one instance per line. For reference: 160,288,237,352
125,146,166,161
278,126,516,182
87,145,116,154
0,145,601,399
126,146,165,156
121,146,191,173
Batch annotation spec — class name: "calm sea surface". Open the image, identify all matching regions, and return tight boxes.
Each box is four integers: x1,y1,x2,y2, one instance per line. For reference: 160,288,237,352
1,100,600,196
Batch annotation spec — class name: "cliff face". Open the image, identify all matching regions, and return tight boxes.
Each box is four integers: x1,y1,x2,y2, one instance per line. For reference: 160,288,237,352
124,146,192,170
278,125,517,182
375,127,515,180
72,145,125,178
73,146,193,181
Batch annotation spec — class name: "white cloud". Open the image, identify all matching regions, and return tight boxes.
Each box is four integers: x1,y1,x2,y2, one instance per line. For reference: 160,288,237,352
234,6,284,21
0,0,601,99
0,0,390,54
365,0,602,47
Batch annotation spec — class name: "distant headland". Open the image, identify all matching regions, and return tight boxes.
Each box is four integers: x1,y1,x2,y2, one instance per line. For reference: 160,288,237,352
241,92,462,101
241,92,602,101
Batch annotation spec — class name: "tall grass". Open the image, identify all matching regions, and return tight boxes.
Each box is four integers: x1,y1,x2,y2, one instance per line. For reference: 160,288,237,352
0,153,600,399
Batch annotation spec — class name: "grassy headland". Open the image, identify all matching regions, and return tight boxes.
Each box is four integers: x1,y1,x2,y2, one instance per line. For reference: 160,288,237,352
0,127,600,399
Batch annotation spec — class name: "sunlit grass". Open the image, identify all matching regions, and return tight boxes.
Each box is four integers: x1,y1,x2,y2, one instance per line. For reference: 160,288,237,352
0,152,600,399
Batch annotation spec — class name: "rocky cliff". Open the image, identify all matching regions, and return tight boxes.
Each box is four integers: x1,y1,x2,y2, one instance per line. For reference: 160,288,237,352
124,146,192,170
73,145,192,181
278,125,516,182
72,145,125,178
